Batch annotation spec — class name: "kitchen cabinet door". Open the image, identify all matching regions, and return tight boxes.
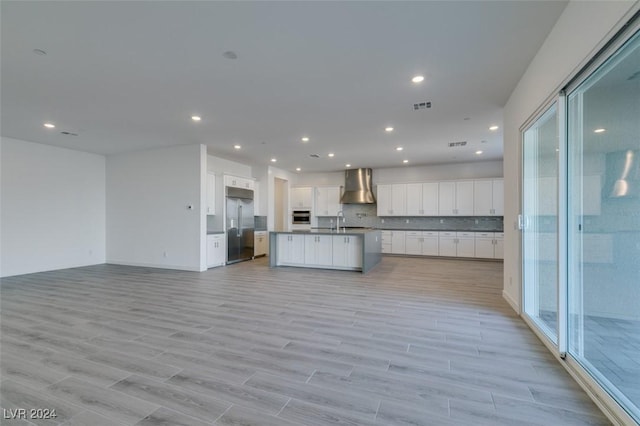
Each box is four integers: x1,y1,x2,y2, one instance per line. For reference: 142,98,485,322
254,231,268,257
455,181,474,216
422,232,439,256
494,237,504,260
305,235,333,266
492,179,504,216
422,183,439,216
207,234,225,267
376,185,392,216
456,232,475,258
438,182,456,215
390,231,406,254
291,187,312,209
391,184,407,216
277,234,305,265
473,180,493,216
332,235,362,268
438,232,457,256
206,173,216,215
406,184,423,216
405,232,422,255
475,236,495,258
315,187,342,216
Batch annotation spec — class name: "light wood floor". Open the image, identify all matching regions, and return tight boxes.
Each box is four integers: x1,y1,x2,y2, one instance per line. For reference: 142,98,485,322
0,257,610,425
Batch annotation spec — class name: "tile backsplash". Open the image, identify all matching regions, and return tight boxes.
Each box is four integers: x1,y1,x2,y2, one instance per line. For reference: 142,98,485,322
317,204,503,231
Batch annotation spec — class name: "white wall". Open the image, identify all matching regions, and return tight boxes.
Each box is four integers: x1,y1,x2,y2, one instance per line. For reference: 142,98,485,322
107,144,205,271
0,137,106,277
207,155,252,178
503,1,638,312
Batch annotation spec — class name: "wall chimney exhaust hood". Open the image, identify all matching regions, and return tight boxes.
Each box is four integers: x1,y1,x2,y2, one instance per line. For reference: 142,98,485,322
340,168,376,204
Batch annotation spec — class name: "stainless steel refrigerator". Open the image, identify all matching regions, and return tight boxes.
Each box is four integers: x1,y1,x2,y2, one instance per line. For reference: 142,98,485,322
226,187,255,264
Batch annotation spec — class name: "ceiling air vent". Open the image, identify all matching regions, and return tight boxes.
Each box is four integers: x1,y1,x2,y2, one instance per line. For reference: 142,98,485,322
448,141,467,147
413,101,432,110
309,154,320,158
60,131,79,136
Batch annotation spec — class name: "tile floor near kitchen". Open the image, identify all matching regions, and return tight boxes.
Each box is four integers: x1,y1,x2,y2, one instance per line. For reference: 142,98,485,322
0,257,610,425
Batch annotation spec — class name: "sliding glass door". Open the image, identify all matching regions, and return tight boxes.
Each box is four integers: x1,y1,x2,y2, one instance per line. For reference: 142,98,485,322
522,104,559,343
567,29,640,422
522,26,640,423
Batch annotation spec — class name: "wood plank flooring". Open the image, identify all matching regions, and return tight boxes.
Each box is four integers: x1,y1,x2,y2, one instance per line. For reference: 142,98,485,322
0,257,610,425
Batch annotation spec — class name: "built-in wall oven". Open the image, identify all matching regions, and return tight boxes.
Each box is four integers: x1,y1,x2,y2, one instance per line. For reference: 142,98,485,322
292,210,311,231
292,210,311,225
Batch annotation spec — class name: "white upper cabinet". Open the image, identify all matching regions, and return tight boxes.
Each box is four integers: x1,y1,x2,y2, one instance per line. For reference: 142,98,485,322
291,187,313,209
224,175,255,190
315,186,342,216
377,184,406,216
406,182,438,216
206,172,216,215
439,181,473,216
473,179,504,216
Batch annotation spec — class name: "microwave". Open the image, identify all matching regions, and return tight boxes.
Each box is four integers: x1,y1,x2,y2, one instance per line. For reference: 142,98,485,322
292,210,311,224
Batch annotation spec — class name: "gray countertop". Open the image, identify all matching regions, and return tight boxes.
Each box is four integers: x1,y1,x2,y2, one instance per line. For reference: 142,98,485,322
207,231,225,235
272,228,379,236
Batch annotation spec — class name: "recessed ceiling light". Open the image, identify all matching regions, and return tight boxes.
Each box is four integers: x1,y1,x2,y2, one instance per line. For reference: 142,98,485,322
594,128,606,133
233,144,241,150
385,127,394,132
396,147,403,151
475,150,483,155
301,137,310,142
191,116,201,122
403,159,409,163
328,153,335,157
489,125,499,131
296,167,301,172
271,158,277,162
411,75,424,83
43,123,55,128
345,164,351,168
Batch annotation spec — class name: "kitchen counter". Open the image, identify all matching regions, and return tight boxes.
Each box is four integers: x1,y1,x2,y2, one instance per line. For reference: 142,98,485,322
269,229,381,273
207,231,225,235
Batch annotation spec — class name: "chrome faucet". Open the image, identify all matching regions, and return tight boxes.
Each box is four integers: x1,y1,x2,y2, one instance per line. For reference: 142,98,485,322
336,210,344,232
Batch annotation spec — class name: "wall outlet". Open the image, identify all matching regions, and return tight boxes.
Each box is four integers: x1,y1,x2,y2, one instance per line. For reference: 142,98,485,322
163,251,168,258
440,219,444,224
475,219,479,224
381,218,385,223
405,219,409,223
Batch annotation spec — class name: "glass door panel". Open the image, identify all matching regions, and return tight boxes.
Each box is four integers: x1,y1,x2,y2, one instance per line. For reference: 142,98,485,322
567,29,640,423
523,104,559,343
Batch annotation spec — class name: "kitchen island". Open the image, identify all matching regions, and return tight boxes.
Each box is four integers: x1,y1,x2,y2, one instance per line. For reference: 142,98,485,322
269,229,382,273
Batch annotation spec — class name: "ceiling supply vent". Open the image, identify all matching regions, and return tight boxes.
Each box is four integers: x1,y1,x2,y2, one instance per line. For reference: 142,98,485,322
309,154,320,158
413,101,432,110
448,141,467,147
340,168,376,204
60,131,79,136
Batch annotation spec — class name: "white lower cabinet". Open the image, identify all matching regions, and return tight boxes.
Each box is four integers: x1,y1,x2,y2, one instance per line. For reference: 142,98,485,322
305,235,334,266
277,234,305,265
381,231,392,254
207,234,226,268
405,231,439,256
390,231,406,254
437,231,475,258
332,235,362,269
475,232,504,259
254,231,268,257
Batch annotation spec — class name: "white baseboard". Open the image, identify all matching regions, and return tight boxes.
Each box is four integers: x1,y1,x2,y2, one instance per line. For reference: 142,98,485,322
107,260,203,272
502,290,521,314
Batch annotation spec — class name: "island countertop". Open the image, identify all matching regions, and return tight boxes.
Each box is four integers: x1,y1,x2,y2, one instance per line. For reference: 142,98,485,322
269,229,381,273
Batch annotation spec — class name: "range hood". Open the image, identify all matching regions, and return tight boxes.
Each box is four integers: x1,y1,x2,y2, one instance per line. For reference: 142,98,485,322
340,168,376,204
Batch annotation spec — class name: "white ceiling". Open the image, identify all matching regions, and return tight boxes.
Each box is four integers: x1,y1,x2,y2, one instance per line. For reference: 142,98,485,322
1,1,568,173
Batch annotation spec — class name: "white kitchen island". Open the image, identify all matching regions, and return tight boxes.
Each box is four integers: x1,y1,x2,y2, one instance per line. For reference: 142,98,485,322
269,229,382,273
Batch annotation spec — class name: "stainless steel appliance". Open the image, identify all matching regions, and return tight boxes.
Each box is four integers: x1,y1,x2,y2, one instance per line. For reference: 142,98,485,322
292,210,311,224
226,187,254,264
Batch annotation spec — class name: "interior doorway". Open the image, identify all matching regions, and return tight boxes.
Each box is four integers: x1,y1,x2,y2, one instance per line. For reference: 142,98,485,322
274,177,288,231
